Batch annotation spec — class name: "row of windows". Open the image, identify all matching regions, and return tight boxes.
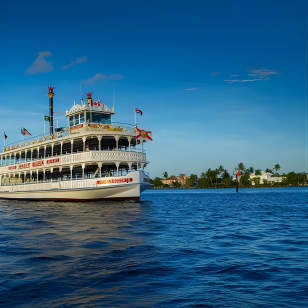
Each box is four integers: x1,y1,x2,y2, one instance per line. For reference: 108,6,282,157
69,112,111,126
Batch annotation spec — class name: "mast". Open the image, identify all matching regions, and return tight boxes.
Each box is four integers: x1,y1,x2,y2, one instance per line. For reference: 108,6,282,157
48,86,55,135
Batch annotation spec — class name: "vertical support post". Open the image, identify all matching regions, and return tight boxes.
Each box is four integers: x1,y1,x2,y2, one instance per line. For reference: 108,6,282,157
82,137,86,152
98,136,102,151
235,171,241,192
82,163,85,179
60,142,63,155
98,162,102,178
128,136,132,151
115,162,120,176
70,165,73,180
115,135,119,150
50,168,53,183
71,140,73,154
43,169,45,182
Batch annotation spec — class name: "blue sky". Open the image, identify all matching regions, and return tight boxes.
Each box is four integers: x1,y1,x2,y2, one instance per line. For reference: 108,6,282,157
1,0,307,176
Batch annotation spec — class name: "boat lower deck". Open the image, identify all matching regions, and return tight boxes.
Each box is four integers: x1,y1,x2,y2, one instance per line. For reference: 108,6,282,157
0,171,152,201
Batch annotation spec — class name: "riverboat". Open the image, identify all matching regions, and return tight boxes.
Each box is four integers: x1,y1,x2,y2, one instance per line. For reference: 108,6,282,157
0,88,152,201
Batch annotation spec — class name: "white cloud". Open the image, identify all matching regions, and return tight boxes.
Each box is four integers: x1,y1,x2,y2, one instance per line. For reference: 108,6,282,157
248,68,279,79
25,51,54,74
83,73,124,84
62,56,87,70
184,87,199,91
224,78,264,83
225,68,279,83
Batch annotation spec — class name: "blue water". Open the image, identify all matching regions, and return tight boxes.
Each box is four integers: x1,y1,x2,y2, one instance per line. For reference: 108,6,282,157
0,187,307,307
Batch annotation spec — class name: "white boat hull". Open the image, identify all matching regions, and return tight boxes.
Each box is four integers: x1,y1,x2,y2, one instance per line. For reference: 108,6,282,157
0,171,152,201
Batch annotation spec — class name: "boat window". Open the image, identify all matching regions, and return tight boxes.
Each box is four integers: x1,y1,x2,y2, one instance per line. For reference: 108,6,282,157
86,112,91,122
80,113,84,123
74,115,79,125
69,116,74,127
91,113,111,124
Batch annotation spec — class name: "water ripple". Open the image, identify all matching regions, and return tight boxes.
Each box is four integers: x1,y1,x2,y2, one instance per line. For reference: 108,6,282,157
0,187,307,307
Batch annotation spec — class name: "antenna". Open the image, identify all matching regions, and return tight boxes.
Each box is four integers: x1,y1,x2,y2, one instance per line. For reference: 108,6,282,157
112,87,115,112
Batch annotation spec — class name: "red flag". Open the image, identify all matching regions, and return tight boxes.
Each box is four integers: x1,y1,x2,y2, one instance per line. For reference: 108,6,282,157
21,128,32,136
4,132,7,140
236,171,241,176
135,108,143,115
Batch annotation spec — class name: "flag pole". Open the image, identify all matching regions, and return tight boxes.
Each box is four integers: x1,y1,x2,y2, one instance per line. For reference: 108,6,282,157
134,108,137,127
43,115,46,136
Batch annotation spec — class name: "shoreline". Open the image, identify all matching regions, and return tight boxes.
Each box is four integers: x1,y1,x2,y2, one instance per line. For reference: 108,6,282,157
152,185,308,190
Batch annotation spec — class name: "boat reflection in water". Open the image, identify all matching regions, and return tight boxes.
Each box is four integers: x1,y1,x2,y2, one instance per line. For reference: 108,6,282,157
0,199,162,307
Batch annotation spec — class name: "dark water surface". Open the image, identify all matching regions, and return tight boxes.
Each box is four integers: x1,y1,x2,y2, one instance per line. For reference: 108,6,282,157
0,187,307,307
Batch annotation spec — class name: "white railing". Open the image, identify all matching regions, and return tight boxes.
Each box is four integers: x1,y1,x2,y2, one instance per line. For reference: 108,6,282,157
0,150,147,174
2,123,136,153
60,150,146,165
0,179,98,192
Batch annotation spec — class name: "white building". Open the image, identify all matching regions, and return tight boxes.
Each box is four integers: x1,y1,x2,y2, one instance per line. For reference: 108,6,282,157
250,171,283,185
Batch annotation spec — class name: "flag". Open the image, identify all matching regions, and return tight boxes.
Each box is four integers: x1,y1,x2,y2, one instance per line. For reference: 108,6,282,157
135,108,143,115
4,132,7,140
44,115,50,121
21,128,32,136
94,101,102,107
136,127,152,141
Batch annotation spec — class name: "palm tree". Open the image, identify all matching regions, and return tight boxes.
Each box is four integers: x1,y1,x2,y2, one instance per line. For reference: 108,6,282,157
274,164,281,174
238,162,245,172
255,169,262,176
163,171,168,179
248,166,254,174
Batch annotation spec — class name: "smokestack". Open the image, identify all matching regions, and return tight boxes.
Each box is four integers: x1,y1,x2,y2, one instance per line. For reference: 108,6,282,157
48,86,55,135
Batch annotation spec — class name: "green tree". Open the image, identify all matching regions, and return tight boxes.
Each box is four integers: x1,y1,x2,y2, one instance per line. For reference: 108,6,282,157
152,177,163,188
265,168,273,174
255,169,262,176
238,162,245,172
221,169,232,185
172,181,181,188
274,164,281,174
240,170,251,186
198,172,208,188
163,171,168,179
248,166,254,174
185,174,198,187
205,168,217,187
